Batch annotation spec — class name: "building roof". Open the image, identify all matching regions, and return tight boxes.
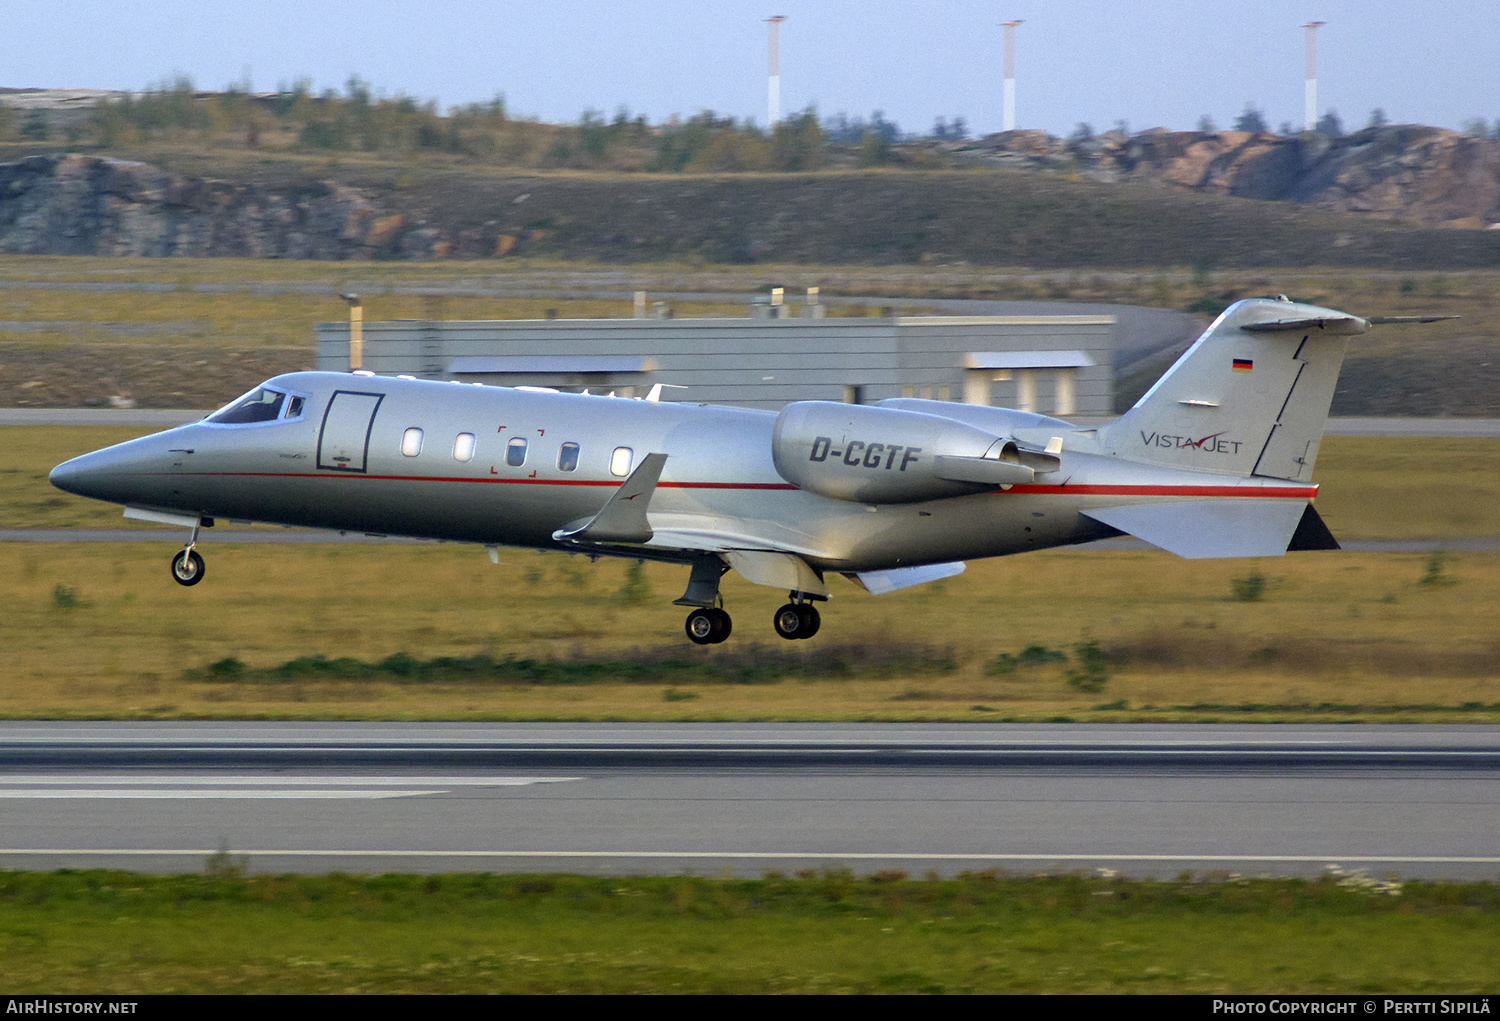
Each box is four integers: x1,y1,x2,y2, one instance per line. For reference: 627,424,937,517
964,350,1096,370
448,356,655,375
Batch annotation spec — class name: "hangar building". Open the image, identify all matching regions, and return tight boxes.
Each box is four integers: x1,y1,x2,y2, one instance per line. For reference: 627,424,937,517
315,301,1116,417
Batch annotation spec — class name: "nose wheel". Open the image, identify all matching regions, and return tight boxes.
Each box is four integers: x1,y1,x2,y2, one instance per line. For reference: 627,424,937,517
685,607,732,645
773,602,820,640
170,548,206,587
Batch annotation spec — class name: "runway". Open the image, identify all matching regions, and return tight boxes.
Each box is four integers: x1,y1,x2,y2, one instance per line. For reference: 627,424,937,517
1,723,1496,879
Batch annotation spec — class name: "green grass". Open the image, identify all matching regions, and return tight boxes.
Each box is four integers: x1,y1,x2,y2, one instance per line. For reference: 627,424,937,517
1,870,1495,993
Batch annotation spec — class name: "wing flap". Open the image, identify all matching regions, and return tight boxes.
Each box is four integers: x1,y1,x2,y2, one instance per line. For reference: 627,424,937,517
1081,499,1309,559
844,561,966,595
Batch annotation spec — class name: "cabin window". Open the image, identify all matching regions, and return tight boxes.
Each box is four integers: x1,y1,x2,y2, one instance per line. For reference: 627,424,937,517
558,442,580,472
208,386,286,424
401,428,424,457
453,433,476,463
506,437,528,467
285,395,305,419
610,446,633,477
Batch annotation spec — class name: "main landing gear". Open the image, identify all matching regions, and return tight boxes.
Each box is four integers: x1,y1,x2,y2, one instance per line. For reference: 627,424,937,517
684,607,732,645
773,601,820,641
169,517,209,587
682,601,821,644
676,557,825,644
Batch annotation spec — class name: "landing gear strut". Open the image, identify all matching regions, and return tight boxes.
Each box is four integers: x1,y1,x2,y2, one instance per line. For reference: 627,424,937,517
685,607,732,645
170,518,206,587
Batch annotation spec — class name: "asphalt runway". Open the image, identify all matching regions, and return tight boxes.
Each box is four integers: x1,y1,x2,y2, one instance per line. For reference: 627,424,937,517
2,722,1496,879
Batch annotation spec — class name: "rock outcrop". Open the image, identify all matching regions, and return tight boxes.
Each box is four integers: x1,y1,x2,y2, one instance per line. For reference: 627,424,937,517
0,154,389,258
957,125,1500,229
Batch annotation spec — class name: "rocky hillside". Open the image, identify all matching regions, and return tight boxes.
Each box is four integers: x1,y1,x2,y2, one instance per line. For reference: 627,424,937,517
0,154,384,259
962,124,1500,230
3,142,1500,268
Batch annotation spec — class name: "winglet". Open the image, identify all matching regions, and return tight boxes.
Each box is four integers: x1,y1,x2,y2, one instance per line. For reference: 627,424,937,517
553,453,668,544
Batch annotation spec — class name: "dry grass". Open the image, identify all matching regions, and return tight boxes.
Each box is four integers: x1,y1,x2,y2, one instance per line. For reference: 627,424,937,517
2,542,1496,721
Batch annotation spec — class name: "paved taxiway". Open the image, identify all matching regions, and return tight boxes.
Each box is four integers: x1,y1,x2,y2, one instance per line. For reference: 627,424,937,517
2,722,1496,879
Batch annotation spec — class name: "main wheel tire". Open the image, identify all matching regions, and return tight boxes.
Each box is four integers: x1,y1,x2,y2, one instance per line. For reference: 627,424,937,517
686,608,717,645
796,603,821,639
171,549,205,587
773,603,804,640
708,607,732,643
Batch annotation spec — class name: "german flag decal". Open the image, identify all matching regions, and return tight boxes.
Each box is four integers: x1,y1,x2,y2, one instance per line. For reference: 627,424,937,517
1232,358,1253,373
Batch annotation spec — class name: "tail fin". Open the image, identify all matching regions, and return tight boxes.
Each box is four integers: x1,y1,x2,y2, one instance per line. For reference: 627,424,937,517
1105,297,1367,481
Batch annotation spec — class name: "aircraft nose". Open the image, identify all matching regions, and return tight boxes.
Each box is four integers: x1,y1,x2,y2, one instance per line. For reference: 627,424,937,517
49,450,117,500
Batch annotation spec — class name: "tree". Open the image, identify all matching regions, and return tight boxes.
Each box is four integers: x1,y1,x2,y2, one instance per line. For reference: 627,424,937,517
1069,122,1095,142
1367,108,1389,128
20,109,50,140
1461,117,1489,137
770,107,824,171
858,129,890,166
1233,104,1268,133
1196,114,1217,133
1315,110,1344,138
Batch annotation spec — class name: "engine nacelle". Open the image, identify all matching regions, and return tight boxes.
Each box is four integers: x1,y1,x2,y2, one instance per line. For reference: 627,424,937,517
772,401,1032,504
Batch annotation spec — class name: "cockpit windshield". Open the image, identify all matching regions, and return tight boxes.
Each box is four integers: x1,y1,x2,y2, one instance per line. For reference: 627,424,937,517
208,386,295,424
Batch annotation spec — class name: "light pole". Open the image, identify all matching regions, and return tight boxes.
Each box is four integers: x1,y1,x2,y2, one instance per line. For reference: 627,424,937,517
1002,20,1022,132
1303,21,1325,131
341,293,363,371
765,15,787,127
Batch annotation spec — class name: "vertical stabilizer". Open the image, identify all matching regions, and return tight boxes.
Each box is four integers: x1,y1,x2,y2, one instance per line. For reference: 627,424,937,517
1104,298,1367,481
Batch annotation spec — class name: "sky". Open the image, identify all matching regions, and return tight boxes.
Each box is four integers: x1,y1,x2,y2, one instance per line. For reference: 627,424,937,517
8,0,1498,137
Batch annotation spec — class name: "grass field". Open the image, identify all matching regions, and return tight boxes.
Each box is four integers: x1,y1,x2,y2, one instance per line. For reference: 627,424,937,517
2,428,1497,721
1,870,1496,994
2,542,1496,722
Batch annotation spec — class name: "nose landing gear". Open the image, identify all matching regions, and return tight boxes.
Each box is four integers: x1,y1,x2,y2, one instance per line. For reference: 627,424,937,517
169,517,209,587
171,548,206,586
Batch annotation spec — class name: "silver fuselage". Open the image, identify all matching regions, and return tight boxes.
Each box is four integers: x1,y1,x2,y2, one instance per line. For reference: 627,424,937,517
50,371,1315,575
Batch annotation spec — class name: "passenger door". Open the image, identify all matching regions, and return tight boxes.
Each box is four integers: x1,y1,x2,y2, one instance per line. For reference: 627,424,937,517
317,391,384,472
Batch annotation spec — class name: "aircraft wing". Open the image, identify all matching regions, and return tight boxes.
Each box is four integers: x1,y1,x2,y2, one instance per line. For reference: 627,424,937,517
1081,498,1323,559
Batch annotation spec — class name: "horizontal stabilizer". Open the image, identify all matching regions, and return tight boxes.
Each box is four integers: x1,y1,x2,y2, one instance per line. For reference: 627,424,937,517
1081,499,1309,559
1240,316,1369,335
1365,314,1460,325
553,452,667,544
845,561,966,595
